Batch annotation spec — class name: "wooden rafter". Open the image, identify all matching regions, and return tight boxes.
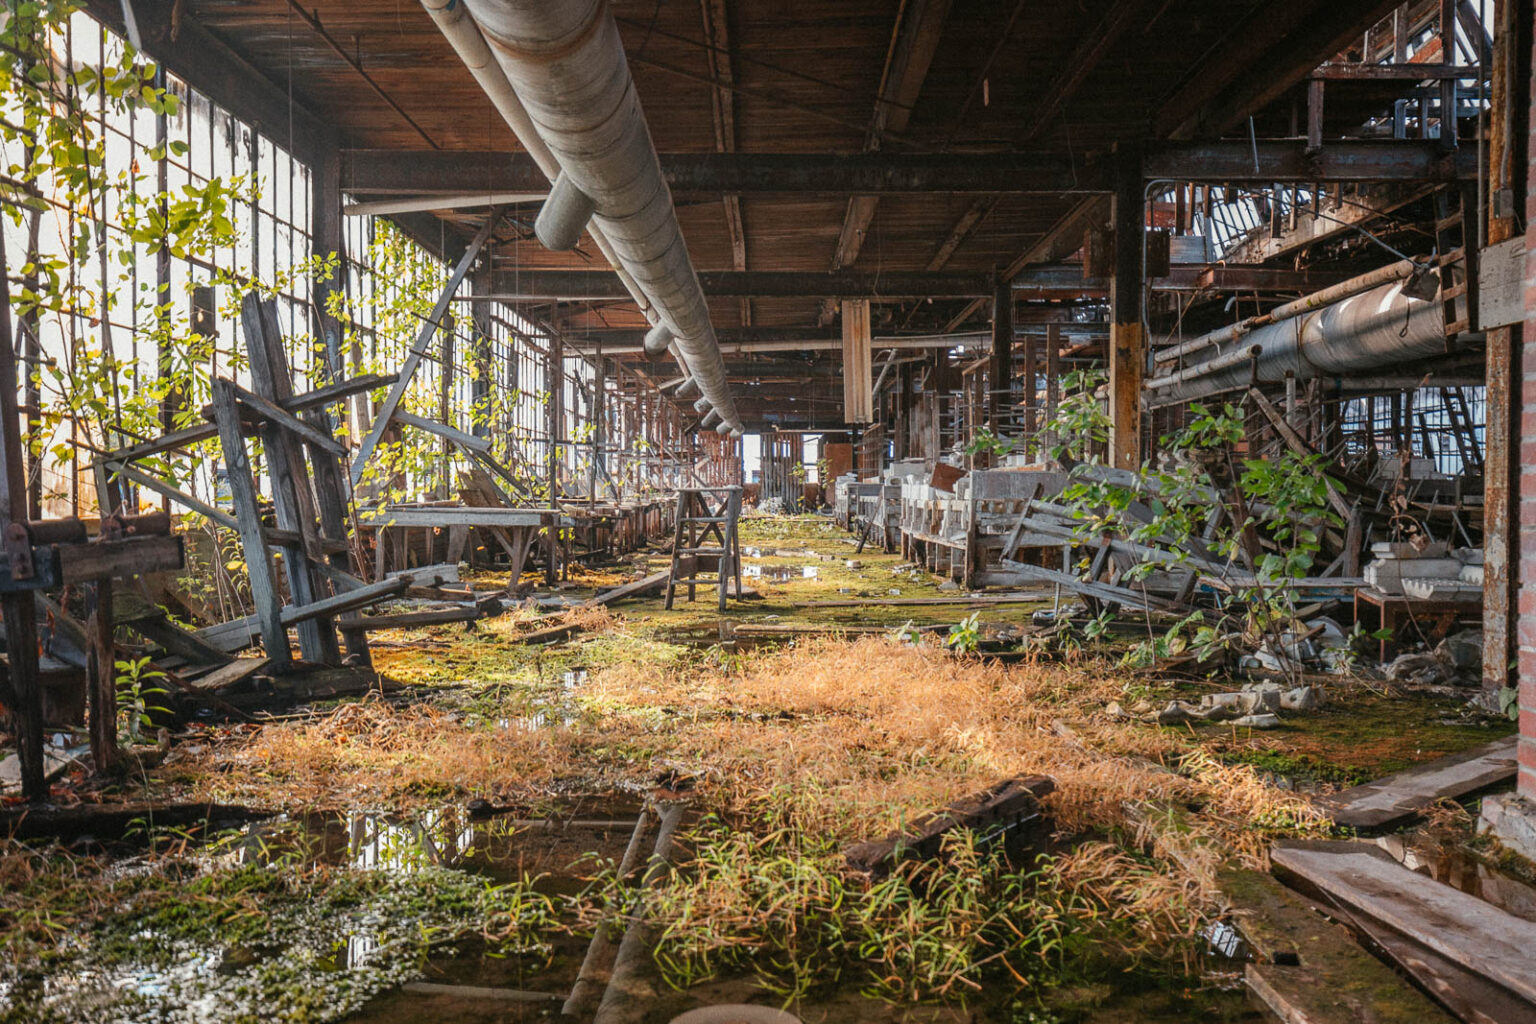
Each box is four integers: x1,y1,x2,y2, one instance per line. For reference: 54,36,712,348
699,0,750,327
822,0,953,322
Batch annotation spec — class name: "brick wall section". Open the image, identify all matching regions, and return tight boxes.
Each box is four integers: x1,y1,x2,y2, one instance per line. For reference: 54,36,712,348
1521,18,1536,799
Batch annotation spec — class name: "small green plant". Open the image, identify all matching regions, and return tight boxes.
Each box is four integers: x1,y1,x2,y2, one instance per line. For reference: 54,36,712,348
115,655,169,744
945,612,982,654
1499,685,1520,722
964,426,1014,459
1046,368,1109,461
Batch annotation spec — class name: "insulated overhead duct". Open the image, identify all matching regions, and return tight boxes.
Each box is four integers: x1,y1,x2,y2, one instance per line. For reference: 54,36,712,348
420,0,722,423
1148,278,1455,406
456,0,742,432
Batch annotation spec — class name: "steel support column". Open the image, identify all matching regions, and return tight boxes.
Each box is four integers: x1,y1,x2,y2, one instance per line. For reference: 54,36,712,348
1109,151,1145,469
988,281,1012,429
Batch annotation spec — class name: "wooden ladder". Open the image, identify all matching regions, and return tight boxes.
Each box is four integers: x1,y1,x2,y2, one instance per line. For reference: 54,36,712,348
1432,186,1476,340
664,486,743,612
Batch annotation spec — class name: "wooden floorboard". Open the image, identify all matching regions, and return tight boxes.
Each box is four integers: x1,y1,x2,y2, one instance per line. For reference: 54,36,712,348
1273,840,1536,1017
1316,735,1517,829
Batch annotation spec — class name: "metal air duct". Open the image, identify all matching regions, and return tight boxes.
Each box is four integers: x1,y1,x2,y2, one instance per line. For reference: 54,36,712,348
421,0,726,425
1148,279,1454,406
458,0,742,431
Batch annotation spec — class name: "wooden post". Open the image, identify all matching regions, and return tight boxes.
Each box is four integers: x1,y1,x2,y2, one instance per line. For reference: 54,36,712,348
311,144,346,377
240,297,340,665
1021,329,1038,445
1109,149,1145,469
0,231,44,799
85,578,118,773
471,267,493,440
1483,0,1528,701
546,325,562,586
439,313,455,500
211,378,292,670
988,280,1012,430
841,299,873,423
1044,323,1061,427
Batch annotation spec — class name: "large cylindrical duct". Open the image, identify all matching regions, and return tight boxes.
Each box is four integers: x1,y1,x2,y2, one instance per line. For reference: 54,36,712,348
1148,279,1451,406
460,0,742,431
421,0,721,424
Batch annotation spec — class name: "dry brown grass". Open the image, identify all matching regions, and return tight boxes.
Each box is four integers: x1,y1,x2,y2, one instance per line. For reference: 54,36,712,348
175,633,1323,871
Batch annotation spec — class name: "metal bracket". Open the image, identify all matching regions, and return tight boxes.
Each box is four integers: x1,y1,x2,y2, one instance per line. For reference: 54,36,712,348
4,522,34,580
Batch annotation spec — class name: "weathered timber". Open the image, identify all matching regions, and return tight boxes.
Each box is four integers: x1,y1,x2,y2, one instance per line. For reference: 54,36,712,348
56,534,184,585
1272,841,1536,1020
1315,735,1518,830
1129,805,1458,1024
585,568,671,607
186,657,270,693
194,566,455,653
108,373,395,465
357,606,481,630
844,775,1054,874
0,800,269,841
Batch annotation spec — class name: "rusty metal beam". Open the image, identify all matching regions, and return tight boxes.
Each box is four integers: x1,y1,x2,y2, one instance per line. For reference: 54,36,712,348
339,141,1475,195
477,263,1347,302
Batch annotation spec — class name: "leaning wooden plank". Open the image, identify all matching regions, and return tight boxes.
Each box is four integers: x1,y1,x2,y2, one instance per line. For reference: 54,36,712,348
1320,888,1533,1024
128,612,233,669
990,559,1179,611
1271,841,1536,1012
350,212,503,486
313,561,461,593
186,657,269,693
360,506,561,529
211,379,292,668
844,775,1054,875
358,606,480,630
194,566,455,652
1314,735,1517,830
791,594,1053,609
1127,806,1459,1024
101,460,238,530
584,568,671,607
108,373,397,464
240,296,338,665
393,409,491,454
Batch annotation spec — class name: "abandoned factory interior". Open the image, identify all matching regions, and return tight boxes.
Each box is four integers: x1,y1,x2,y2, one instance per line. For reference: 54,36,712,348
9,0,1536,1022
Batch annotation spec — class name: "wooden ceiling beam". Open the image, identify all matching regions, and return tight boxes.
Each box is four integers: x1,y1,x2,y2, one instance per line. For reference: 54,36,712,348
1026,0,1156,140
80,0,334,165
699,0,751,328
823,0,955,323
1155,0,1401,140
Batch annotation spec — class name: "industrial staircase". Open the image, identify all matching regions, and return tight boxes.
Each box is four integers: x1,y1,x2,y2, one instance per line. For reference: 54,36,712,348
665,486,743,611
